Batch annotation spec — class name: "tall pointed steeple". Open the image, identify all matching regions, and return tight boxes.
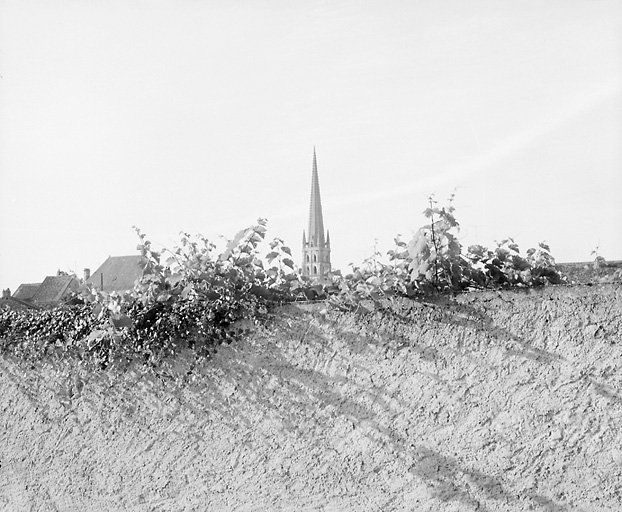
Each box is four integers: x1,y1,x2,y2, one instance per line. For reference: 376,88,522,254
302,148,331,280
307,148,325,247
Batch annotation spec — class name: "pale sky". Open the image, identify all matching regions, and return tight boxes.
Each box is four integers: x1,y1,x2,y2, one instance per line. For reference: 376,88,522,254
1,0,621,292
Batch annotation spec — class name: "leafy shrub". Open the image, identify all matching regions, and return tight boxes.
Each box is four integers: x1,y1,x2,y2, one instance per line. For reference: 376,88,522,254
1,196,568,366
1,219,310,368
0,304,101,361
404,194,472,292
328,194,566,311
82,218,312,366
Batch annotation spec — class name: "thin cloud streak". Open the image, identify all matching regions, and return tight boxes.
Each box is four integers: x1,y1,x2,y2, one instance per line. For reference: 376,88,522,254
322,78,622,214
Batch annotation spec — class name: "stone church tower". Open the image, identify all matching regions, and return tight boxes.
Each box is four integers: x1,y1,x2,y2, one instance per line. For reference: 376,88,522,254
302,149,331,280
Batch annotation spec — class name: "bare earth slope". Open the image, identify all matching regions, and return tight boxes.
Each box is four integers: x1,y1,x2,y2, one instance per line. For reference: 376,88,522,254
1,284,621,511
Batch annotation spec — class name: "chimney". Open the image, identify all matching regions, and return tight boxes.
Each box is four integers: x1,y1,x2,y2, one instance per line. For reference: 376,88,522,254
83,268,91,282
2,288,10,299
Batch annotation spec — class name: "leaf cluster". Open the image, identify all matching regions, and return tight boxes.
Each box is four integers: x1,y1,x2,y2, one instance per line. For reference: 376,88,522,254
327,194,566,312
0,304,104,363
1,219,312,368
1,196,569,366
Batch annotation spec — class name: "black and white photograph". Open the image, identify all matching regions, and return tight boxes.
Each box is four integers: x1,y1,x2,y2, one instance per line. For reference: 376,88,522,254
1,1,621,510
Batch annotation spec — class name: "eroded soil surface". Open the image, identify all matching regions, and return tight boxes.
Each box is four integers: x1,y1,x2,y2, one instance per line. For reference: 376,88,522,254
1,284,621,511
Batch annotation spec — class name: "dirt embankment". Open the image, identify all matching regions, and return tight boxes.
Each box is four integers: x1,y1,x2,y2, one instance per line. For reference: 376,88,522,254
1,284,621,511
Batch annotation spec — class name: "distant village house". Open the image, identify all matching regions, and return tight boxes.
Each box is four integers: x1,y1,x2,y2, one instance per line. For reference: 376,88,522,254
7,273,80,308
85,255,144,292
3,256,145,309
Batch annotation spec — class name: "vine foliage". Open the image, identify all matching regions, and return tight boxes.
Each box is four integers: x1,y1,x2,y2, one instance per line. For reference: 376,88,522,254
1,196,567,365
327,194,565,311
1,219,308,368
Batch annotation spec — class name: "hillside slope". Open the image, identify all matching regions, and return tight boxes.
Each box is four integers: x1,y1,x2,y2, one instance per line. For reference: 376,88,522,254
1,284,621,511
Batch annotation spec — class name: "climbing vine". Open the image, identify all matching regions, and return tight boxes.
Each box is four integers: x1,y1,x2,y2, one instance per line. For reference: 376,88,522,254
1,195,567,366
326,194,565,311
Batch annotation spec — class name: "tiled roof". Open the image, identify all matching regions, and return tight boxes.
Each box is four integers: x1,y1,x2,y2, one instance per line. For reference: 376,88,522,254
13,283,42,302
86,255,145,292
31,275,79,304
0,296,40,310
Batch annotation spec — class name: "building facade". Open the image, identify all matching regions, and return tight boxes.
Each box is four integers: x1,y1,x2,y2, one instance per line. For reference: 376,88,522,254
302,149,331,280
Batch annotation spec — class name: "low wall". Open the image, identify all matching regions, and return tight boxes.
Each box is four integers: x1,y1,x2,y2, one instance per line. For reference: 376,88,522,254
1,284,621,511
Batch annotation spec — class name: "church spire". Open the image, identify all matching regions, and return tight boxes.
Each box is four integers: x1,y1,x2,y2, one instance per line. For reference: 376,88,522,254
302,148,331,280
307,147,325,247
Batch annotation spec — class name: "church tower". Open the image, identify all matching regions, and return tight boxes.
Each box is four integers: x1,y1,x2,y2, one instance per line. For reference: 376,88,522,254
302,149,331,280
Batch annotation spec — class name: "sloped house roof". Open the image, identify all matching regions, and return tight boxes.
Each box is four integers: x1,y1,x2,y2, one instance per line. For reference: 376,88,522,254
86,255,145,292
13,283,42,302
0,296,40,310
30,275,79,305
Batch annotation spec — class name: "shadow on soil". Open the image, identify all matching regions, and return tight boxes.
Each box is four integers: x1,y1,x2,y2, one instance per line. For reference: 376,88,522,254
163,302,580,511
6,289,618,511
